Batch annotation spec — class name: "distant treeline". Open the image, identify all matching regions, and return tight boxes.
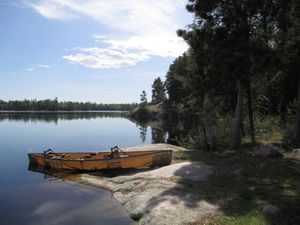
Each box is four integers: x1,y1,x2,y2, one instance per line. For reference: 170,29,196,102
0,99,138,111
0,111,125,123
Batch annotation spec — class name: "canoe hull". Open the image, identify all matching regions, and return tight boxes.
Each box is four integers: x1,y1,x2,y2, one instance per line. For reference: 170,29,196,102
28,150,172,171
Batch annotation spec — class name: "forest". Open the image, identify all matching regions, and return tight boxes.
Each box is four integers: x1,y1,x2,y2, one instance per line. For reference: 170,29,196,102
133,3,300,222
142,0,300,150
0,99,138,111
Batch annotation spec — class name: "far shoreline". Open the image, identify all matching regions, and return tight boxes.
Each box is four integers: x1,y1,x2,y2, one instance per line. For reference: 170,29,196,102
0,110,128,113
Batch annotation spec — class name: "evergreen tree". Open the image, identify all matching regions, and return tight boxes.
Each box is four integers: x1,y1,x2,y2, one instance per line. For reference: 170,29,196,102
177,0,279,149
140,90,147,105
281,0,300,144
151,77,166,104
165,53,194,108
0,99,138,111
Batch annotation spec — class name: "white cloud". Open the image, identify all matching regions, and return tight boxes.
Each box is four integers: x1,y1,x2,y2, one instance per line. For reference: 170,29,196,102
27,1,75,20
27,0,187,33
103,34,187,58
26,68,35,72
64,34,187,68
26,0,191,69
63,47,150,69
25,64,50,71
36,64,50,68
93,35,107,40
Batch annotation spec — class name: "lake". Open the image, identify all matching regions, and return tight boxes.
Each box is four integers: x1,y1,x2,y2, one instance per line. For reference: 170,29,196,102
0,112,162,225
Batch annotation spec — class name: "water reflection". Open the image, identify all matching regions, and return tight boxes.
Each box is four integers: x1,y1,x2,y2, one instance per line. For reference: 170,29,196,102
131,117,194,148
131,119,168,145
0,111,125,124
28,162,75,180
151,127,166,143
138,125,147,142
0,112,179,146
21,180,133,225
28,161,150,180
0,112,146,225
23,164,134,225
1,112,194,225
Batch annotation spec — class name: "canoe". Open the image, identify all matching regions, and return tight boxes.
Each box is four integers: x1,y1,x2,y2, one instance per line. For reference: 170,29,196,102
28,146,172,171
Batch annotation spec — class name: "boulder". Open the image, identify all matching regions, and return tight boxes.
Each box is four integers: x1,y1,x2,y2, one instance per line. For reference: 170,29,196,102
259,144,283,158
292,149,300,158
263,204,280,214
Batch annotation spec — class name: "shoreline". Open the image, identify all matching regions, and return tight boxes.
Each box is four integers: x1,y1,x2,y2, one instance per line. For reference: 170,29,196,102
71,144,219,225
0,110,128,113
66,144,300,225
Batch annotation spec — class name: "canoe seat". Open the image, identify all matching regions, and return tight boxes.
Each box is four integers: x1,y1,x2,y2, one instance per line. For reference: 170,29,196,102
104,153,129,160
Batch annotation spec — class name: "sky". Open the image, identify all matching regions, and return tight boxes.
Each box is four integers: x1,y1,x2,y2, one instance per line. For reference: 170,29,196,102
0,0,192,103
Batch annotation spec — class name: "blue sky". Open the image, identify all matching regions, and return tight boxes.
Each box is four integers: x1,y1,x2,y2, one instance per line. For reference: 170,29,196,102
0,0,192,103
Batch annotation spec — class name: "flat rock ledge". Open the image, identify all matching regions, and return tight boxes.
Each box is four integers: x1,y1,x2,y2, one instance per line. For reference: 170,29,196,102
112,143,190,152
81,161,218,225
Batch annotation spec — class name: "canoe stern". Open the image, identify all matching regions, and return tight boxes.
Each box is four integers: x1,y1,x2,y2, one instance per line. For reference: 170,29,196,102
151,150,172,167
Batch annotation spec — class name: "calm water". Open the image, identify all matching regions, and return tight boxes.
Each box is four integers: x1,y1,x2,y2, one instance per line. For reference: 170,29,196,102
0,112,159,225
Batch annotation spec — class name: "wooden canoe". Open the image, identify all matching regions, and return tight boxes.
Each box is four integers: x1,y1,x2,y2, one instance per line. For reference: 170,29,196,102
28,147,172,171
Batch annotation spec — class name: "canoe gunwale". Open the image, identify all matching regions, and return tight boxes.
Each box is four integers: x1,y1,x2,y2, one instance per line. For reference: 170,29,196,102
28,150,172,163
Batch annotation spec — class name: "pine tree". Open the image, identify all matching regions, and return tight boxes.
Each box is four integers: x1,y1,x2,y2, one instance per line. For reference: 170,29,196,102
140,90,147,105
178,0,277,149
151,77,166,104
281,0,300,144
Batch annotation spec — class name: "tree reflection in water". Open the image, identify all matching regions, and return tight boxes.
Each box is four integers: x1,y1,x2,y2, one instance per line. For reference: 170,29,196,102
0,112,125,124
139,125,147,143
1,112,194,148
132,117,195,148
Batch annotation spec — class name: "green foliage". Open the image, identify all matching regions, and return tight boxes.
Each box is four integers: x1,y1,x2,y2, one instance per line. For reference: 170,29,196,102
165,53,196,109
210,212,267,225
151,77,166,104
255,116,283,142
0,99,138,111
160,0,300,148
140,90,147,105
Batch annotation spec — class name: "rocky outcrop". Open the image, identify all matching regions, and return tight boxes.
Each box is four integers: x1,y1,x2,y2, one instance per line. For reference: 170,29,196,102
259,144,283,158
80,162,218,225
292,149,300,159
128,103,164,121
263,204,280,214
284,149,300,160
119,143,190,152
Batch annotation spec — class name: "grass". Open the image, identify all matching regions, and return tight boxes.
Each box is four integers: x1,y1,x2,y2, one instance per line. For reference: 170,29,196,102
46,143,299,225
210,212,267,225
173,148,300,225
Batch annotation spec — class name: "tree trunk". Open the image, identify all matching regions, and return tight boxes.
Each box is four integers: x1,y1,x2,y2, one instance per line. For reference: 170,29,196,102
240,120,245,137
197,126,216,151
247,81,255,144
231,81,244,150
295,77,300,145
